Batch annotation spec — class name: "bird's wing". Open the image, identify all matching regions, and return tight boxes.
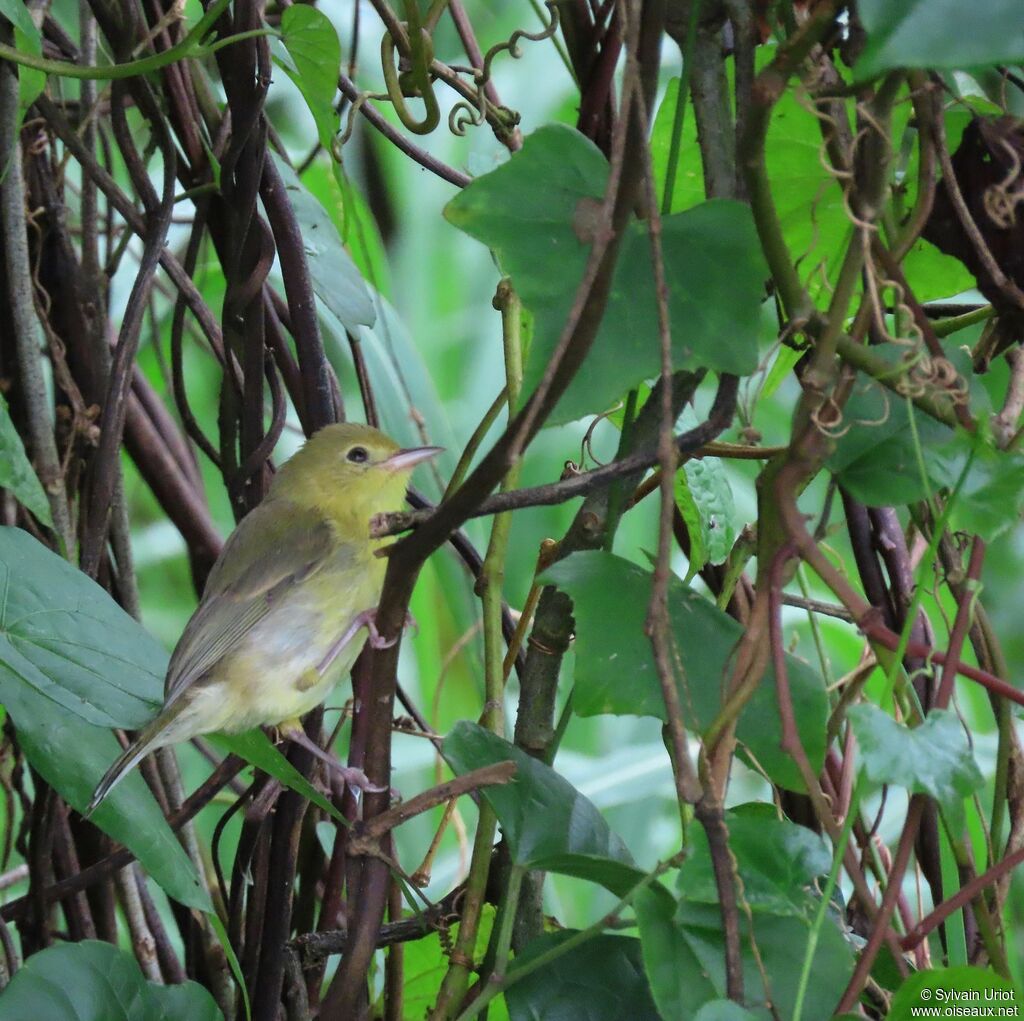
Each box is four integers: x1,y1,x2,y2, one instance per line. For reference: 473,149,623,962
163,499,337,703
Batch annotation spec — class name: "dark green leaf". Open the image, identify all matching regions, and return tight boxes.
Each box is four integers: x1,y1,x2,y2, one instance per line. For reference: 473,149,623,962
929,430,1024,541
693,1003,762,1021
848,705,984,813
542,551,828,790
0,940,222,1020
506,933,660,1021
445,124,766,424
677,803,831,916
672,901,853,1019
270,155,374,334
275,5,341,150
0,530,209,909
444,722,645,894
828,375,951,505
856,0,1024,80
635,887,719,1021
887,966,1022,1018
0,393,51,527
0,527,167,729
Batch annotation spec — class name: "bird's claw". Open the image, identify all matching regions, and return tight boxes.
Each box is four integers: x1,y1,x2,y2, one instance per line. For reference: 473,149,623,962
336,765,388,796
365,610,417,649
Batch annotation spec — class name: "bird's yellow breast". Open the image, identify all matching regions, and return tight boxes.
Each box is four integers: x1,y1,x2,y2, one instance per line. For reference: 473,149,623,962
198,544,384,734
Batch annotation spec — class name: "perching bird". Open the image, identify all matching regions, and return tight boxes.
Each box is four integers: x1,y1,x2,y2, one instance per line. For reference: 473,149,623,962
87,423,441,814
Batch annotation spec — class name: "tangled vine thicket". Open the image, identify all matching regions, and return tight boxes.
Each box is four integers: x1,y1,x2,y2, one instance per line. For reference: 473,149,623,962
0,1,1022,1019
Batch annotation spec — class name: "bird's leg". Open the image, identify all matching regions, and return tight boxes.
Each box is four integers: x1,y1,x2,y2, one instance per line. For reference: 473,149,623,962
277,718,387,795
316,607,416,675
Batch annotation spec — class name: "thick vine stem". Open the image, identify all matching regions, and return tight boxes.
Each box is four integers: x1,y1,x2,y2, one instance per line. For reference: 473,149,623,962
80,81,177,575
0,46,74,550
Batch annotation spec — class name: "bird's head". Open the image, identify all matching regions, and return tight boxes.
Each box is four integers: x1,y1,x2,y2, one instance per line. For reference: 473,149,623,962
272,422,441,530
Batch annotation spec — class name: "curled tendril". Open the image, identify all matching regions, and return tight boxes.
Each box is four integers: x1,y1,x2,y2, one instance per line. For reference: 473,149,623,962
448,97,485,136
862,258,924,349
446,2,558,141
983,135,1024,229
811,393,851,438
906,353,970,405
380,0,440,134
479,1,559,85
332,91,371,162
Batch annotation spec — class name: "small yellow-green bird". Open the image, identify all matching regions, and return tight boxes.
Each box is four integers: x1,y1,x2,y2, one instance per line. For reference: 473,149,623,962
87,423,441,813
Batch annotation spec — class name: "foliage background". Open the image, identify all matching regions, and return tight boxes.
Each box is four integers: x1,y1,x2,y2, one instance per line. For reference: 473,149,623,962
0,0,1021,1019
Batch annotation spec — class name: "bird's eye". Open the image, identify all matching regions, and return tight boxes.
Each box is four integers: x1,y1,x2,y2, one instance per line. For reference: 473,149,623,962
347,446,369,464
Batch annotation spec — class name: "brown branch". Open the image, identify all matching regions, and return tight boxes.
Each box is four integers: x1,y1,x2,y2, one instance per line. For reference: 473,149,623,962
352,762,515,846
81,80,177,576
261,155,338,430
35,93,226,361
902,839,1024,952
0,754,245,924
0,46,74,547
371,376,739,538
337,73,471,189
291,882,469,966
839,797,926,1011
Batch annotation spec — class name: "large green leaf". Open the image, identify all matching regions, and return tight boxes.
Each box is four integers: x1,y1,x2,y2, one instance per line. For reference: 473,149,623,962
275,5,341,151
930,430,1024,541
856,0,1024,80
652,75,972,305
639,881,854,1020
828,378,949,506
635,887,720,1021
0,529,209,909
0,940,222,1020
848,705,984,813
270,154,375,334
887,966,1023,1019
542,551,828,790
0,393,51,527
506,933,660,1021
825,364,1012,511
676,803,831,917
0,528,356,907
0,527,164,728
693,1004,761,1021
444,722,646,897
444,124,766,424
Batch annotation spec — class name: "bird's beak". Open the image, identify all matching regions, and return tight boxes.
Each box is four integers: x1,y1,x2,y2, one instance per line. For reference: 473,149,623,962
384,446,444,472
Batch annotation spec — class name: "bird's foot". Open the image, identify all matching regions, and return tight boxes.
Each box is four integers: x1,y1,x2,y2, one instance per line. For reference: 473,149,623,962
330,764,389,796
278,719,389,795
363,609,417,649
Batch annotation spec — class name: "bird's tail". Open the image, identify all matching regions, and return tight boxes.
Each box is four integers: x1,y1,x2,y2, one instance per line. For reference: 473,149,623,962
85,711,174,817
